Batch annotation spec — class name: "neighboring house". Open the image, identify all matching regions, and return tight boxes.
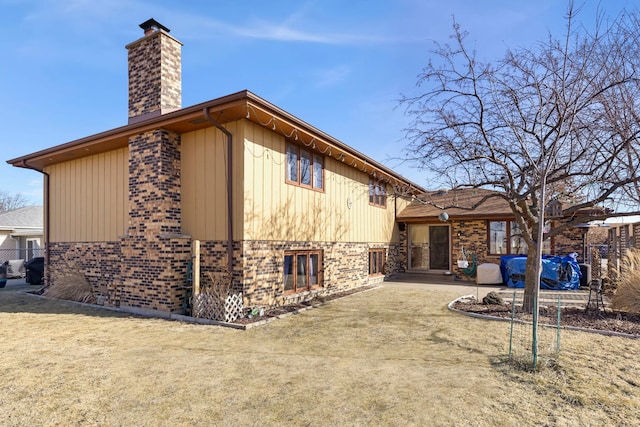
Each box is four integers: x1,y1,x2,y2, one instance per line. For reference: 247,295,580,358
396,188,594,275
0,206,43,265
603,216,640,278
7,19,423,313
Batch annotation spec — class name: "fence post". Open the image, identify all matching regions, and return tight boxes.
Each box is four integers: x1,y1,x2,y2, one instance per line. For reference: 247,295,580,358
192,240,200,296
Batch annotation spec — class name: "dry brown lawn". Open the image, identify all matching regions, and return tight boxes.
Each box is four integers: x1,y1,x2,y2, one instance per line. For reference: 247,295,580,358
1,285,640,426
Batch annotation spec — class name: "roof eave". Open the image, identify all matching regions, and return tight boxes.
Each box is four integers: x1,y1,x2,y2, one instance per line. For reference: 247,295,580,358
7,90,424,193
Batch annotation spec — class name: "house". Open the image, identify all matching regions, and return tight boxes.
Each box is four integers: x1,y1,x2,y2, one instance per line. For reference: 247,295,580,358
396,188,592,275
7,19,423,314
0,206,43,268
601,215,640,279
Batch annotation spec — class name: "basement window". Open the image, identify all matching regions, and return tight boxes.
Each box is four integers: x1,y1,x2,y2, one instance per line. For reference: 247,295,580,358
369,248,385,276
283,250,323,293
286,143,324,191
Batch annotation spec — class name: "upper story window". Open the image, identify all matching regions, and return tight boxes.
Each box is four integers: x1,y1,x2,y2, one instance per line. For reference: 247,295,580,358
286,143,324,191
369,178,387,208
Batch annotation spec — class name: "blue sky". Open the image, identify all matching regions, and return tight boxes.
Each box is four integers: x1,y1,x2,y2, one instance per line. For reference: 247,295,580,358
0,0,634,205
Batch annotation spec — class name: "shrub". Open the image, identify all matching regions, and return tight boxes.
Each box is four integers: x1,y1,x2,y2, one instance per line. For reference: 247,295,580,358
43,268,96,304
611,249,640,314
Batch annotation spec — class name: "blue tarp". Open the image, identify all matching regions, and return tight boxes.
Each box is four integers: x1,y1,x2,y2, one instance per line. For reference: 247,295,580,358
501,255,581,290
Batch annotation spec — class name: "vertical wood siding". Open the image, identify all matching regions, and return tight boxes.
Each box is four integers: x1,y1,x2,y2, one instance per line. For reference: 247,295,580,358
242,120,401,243
181,120,244,241
45,148,128,242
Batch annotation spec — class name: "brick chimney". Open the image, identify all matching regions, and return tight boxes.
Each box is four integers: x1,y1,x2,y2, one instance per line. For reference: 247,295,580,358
119,19,190,313
126,18,183,124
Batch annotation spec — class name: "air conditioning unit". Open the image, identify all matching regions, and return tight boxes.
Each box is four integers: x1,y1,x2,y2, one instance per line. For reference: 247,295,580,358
579,263,591,288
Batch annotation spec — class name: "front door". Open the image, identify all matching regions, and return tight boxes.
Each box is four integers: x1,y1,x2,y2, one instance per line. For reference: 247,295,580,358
408,224,450,271
429,225,450,270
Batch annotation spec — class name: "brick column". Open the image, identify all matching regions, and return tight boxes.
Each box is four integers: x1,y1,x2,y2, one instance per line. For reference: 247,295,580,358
120,129,191,312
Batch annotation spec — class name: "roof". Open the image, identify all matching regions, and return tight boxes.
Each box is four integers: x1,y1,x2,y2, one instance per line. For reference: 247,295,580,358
397,188,513,222
0,206,43,229
6,90,425,195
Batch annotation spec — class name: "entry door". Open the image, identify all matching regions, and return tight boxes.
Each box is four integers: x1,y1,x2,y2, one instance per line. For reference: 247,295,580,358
409,224,450,271
429,225,450,270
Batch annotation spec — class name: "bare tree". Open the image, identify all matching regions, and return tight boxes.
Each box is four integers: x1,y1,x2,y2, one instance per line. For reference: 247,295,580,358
0,191,29,213
400,4,640,309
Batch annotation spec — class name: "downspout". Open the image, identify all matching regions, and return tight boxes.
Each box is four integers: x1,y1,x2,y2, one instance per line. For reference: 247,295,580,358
9,233,19,260
203,107,234,284
20,160,50,283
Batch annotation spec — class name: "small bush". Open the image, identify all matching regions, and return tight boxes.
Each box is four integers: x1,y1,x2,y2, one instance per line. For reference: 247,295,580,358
611,249,640,314
43,269,96,304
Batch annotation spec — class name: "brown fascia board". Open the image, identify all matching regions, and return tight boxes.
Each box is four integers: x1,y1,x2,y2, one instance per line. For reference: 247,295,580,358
7,89,426,193
6,90,251,171
243,92,425,194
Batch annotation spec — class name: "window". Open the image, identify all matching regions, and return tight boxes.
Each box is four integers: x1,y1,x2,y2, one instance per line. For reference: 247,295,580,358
488,220,551,255
286,143,323,190
369,178,386,208
369,249,385,275
283,250,322,293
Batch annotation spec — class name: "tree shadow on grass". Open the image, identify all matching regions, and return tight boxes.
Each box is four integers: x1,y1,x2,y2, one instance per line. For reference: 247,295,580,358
0,288,135,319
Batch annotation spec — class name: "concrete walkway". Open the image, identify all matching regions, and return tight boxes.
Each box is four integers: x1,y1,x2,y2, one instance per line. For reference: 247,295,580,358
383,272,602,308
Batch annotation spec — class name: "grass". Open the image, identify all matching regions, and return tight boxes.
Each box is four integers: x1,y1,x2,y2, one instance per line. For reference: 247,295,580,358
1,285,640,426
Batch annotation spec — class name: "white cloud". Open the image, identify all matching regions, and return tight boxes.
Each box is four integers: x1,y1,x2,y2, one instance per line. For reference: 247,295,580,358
312,65,352,87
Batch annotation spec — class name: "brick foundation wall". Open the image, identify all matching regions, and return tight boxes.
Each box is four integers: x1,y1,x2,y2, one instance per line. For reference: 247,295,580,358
119,236,191,311
48,239,191,311
47,238,404,312
196,240,404,308
48,241,121,304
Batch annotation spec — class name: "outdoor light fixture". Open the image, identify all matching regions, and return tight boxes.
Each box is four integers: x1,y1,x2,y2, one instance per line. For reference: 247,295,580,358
438,212,449,222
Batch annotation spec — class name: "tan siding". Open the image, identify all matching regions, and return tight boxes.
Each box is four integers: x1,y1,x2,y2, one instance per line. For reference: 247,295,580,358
242,120,399,243
181,120,244,241
45,148,128,242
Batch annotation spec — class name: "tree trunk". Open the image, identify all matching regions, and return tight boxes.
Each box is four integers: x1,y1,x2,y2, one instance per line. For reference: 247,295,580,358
522,244,540,312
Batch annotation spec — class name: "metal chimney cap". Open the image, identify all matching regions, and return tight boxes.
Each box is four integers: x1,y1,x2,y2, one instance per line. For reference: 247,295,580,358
139,18,170,34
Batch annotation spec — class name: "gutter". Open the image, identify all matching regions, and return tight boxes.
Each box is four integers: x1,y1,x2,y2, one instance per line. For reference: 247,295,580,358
203,107,234,285
20,160,50,282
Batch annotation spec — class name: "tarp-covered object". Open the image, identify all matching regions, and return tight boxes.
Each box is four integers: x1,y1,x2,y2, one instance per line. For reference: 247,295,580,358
501,255,581,290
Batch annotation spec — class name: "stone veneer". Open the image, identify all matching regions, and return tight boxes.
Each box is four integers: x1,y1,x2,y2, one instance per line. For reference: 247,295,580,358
126,27,182,121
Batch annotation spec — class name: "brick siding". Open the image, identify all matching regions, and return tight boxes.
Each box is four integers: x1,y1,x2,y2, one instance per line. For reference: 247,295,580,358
127,29,182,119
198,239,404,308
